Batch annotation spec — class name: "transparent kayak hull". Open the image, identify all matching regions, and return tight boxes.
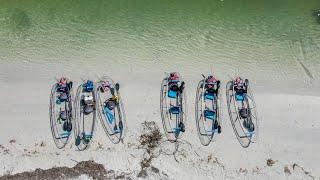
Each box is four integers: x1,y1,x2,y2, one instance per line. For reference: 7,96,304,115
195,78,222,146
49,83,74,149
160,73,186,142
226,80,259,148
96,76,127,144
74,80,97,151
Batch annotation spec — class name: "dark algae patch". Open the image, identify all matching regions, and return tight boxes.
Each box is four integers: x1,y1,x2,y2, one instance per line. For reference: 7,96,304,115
0,161,110,180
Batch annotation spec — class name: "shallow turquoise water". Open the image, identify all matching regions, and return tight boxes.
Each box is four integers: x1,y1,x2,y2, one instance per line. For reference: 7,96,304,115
0,0,320,92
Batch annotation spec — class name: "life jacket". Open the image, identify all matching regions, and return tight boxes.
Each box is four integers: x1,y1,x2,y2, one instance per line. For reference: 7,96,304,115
205,76,219,94
57,83,68,92
234,79,246,94
100,81,110,92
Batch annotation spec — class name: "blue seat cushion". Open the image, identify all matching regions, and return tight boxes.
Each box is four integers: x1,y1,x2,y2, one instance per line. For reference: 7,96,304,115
169,106,180,114
205,92,215,100
204,110,216,120
168,90,178,98
104,107,114,124
235,93,245,101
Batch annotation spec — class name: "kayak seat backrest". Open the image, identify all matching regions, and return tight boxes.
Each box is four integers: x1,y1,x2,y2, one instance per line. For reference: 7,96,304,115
235,93,246,101
204,110,216,120
169,106,180,114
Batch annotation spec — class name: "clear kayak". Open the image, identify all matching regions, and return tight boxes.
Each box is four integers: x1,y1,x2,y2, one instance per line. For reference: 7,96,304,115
74,80,97,151
160,72,186,142
49,78,74,149
195,75,222,146
96,76,126,144
226,78,259,148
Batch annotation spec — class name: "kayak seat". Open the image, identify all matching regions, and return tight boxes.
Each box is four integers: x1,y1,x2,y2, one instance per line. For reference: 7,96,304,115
235,93,246,101
205,92,215,100
104,106,114,124
169,106,180,114
204,110,216,120
168,90,178,98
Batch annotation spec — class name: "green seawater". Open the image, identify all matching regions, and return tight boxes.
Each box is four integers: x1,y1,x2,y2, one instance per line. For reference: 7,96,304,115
0,0,320,92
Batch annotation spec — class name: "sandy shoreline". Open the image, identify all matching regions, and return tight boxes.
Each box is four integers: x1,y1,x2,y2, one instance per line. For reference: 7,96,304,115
0,68,319,179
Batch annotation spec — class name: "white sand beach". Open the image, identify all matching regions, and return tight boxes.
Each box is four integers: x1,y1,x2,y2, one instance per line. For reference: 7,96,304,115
0,62,319,179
